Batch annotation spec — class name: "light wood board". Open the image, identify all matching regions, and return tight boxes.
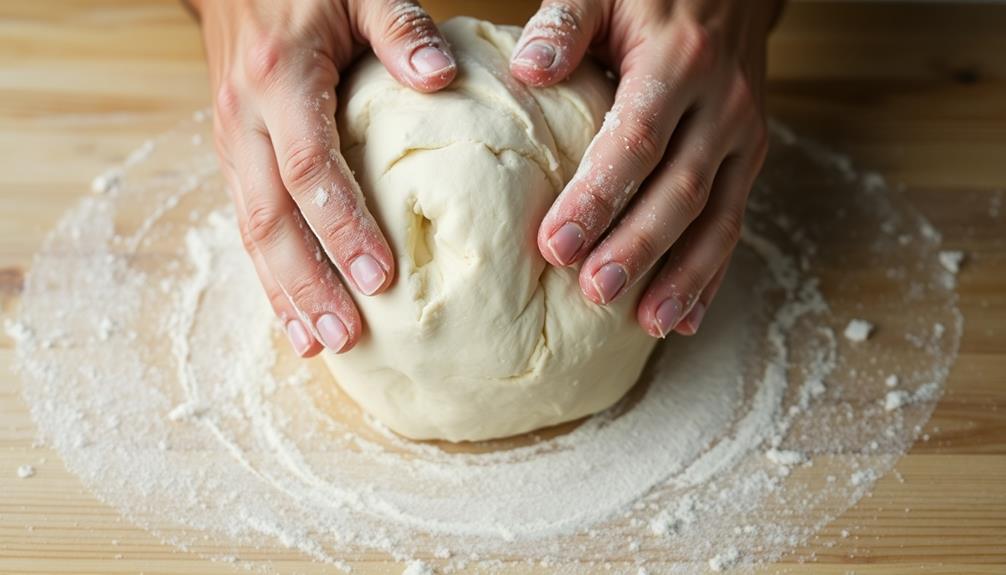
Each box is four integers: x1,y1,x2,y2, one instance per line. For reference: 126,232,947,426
0,1,1004,573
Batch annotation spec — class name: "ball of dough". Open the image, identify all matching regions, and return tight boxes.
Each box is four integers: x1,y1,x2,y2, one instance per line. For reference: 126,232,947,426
325,17,656,442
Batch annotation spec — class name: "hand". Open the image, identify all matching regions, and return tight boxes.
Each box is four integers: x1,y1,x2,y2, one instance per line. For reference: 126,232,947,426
193,0,457,356
511,0,782,338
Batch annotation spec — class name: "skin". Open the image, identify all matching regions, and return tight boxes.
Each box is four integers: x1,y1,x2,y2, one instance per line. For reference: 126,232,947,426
192,0,782,356
512,0,782,338
192,0,458,357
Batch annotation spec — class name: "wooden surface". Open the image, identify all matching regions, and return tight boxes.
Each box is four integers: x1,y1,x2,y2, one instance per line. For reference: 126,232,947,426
1,1,1005,573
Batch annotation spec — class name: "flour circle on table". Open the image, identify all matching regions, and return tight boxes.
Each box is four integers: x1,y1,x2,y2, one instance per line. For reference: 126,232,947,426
7,116,961,574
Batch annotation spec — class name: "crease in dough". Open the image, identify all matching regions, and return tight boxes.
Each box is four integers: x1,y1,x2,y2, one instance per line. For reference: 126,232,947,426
324,17,656,442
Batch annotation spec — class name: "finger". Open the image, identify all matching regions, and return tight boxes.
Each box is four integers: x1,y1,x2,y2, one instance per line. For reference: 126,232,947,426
577,109,731,304
673,256,729,337
537,55,702,269
222,160,324,358
637,152,762,339
257,77,395,299
231,125,363,354
213,86,327,356
352,0,457,92
510,0,601,88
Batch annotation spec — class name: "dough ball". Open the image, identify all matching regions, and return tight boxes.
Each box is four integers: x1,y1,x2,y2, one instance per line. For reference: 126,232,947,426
325,17,657,442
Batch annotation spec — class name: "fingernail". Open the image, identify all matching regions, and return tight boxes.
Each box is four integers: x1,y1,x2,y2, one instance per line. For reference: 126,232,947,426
513,42,556,69
350,254,386,296
677,302,707,336
410,46,454,76
653,298,684,338
591,262,628,304
316,314,349,352
547,222,585,265
286,320,313,356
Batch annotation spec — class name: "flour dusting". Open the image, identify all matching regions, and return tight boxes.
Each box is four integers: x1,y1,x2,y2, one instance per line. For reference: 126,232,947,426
5,117,961,573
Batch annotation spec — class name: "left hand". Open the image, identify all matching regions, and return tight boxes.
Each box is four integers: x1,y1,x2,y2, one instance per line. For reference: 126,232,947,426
510,0,782,338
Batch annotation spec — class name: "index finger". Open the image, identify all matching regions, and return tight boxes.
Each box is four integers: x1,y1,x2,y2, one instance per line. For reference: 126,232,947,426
536,32,712,269
260,79,396,298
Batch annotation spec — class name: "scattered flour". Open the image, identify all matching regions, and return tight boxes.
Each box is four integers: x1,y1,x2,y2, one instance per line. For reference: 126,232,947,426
850,469,878,487
938,250,965,274
766,449,808,467
649,494,698,536
96,317,114,341
708,547,740,572
16,464,35,479
90,169,122,194
313,186,330,208
402,560,434,575
5,118,961,574
884,390,911,412
167,401,208,422
843,319,874,342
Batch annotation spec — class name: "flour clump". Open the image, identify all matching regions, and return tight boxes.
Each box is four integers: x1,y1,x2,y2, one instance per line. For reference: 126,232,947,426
325,17,655,442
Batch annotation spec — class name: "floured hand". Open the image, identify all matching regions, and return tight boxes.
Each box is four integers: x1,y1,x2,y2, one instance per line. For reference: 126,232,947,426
511,0,784,338
193,0,457,356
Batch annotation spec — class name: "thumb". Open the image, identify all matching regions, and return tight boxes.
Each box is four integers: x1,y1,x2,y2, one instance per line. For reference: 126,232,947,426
353,0,457,93
510,1,600,88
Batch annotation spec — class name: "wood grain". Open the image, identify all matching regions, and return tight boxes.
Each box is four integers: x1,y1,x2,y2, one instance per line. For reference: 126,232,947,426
0,1,1004,573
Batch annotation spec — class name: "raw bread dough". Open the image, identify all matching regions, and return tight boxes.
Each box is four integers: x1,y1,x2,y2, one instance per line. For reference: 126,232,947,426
325,17,656,442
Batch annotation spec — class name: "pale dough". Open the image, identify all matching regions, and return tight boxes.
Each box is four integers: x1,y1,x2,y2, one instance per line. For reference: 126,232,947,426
325,17,657,442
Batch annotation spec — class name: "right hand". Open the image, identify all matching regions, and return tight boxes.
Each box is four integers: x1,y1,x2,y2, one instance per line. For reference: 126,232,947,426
193,0,457,357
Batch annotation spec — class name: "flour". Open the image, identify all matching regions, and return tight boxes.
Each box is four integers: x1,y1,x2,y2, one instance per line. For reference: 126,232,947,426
313,186,330,208
843,319,874,342
166,400,208,422
884,390,910,412
6,117,961,573
16,464,35,479
708,547,740,572
90,169,122,194
766,449,807,467
938,250,965,274
403,560,434,575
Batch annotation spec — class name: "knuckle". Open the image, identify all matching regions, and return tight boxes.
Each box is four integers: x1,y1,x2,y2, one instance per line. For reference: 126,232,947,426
263,285,290,315
534,1,583,33
674,22,715,78
653,256,701,304
244,33,286,89
664,169,711,221
622,230,662,271
672,264,706,303
578,187,619,228
619,115,665,169
285,272,326,309
714,207,745,249
383,2,436,44
726,73,758,122
245,199,287,248
318,211,361,257
281,141,331,193
214,80,242,131
237,221,257,254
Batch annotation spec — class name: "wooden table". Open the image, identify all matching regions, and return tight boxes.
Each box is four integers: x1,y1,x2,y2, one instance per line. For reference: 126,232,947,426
1,1,1004,573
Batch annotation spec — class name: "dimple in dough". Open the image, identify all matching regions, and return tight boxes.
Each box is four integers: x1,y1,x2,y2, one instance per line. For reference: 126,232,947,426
325,17,657,442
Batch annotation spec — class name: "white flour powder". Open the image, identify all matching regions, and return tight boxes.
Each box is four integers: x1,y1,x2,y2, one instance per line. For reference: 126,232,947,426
6,117,961,573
